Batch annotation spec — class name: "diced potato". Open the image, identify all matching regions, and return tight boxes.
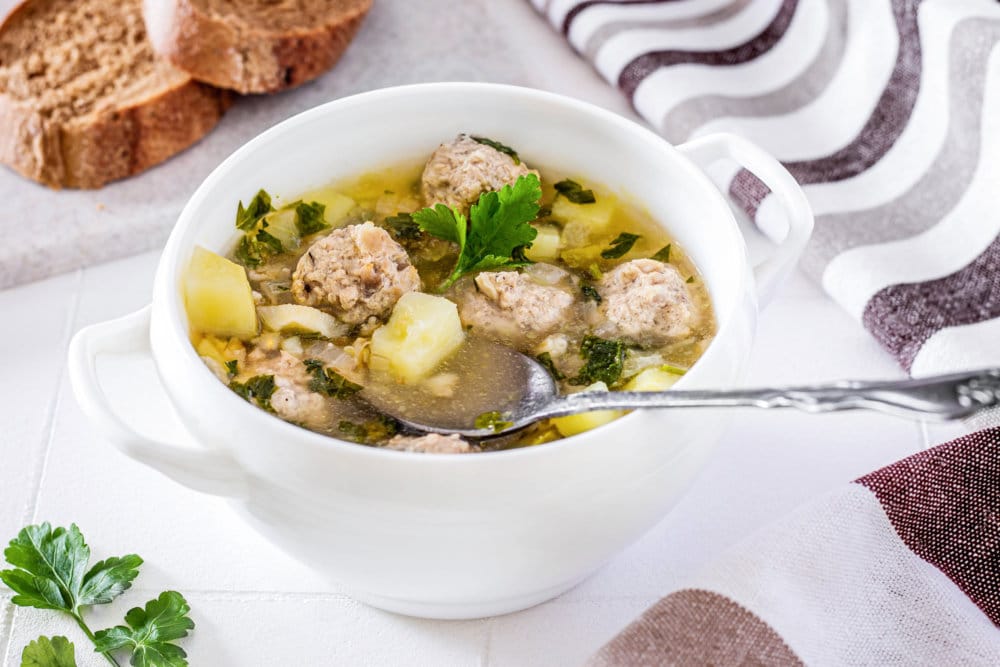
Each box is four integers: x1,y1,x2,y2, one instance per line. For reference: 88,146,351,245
257,304,348,339
184,246,259,339
551,196,616,233
551,381,626,437
369,292,465,384
262,209,299,249
624,367,683,392
299,187,357,226
525,225,561,262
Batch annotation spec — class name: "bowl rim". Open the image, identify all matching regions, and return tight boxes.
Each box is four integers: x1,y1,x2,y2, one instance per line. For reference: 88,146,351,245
153,81,752,461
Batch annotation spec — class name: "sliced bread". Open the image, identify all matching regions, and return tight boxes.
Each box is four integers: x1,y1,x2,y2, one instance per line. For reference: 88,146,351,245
143,0,372,95
0,0,231,189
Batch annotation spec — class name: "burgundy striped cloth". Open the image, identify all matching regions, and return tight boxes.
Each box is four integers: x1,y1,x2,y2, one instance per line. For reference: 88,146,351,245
532,0,1000,663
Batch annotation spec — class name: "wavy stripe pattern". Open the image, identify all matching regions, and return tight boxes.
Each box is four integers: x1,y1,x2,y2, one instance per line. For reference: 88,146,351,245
534,0,1000,377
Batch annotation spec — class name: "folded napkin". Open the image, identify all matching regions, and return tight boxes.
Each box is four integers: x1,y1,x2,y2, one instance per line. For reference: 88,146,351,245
531,0,1000,663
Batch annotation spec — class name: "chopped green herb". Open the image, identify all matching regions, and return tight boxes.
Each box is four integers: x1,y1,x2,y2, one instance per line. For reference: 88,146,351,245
660,364,688,375
470,136,521,165
581,284,602,304
601,233,641,259
569,336,627,387
339,416,400,444
536,352,565,381
224,360,238,378
229,374,277,412
235,190,274,231
295,200,329,236
554,179,597,204
474,411,514,433
536,204,552,219
686,276,695,284
587,263,603,280
234,227,284,268
412,173,541,291
652,244,671,263
304,359,362,398
384,212,423,240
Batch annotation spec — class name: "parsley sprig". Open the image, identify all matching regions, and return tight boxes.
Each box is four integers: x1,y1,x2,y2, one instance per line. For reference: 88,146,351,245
1,523,194,667
412,174,542,291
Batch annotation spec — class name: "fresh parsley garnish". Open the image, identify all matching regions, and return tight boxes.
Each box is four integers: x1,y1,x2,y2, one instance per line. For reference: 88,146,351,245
651,244,671,263
384,213,422,240
293,200,329,236
581,285,602,304
229,375,277,412
339,416,400,444
412,173,541,291
1,523,194,667
234,228,284,268
224,360,239,378
601,233,641,259
470,136,521,165
474,411,513,433
304,359,362,398
569,336,627,387
686,276,695,284
235,190,274,231
536,352,565,381
554,179,596,204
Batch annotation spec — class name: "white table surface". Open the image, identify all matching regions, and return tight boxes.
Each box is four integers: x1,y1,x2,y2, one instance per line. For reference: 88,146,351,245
0,1,967,665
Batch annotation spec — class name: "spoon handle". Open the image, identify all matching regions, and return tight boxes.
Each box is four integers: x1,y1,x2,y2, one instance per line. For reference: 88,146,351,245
539,369,1000,423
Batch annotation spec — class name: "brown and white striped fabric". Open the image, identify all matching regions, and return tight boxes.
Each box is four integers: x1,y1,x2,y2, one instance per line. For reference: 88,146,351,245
530,0,1000,663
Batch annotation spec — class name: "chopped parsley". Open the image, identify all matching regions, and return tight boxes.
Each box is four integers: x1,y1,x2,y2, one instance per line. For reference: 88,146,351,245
304,359,362,398
554,179,596,204
686,276,696,284
234,227,283,268
536,204,552,219
384,212,423,240
293,200,329,236
338,416,400,444
474,411,514,433
412,173,541,291
581,284,602,304
235,189,274,231
229,374,277,411
536,352,565,381
224,360,239,378
652,244,671,263
470,136,521,164
569,336,627,387
601,233,641,259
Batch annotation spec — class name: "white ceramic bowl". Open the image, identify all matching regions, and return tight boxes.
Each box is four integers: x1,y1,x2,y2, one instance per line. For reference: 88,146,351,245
69,83,812,619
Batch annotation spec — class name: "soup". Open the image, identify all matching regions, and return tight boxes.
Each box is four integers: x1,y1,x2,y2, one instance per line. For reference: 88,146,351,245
183,135,716,453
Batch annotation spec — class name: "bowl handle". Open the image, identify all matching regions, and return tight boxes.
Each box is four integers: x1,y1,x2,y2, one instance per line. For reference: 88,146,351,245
677,133,814,307
68,306,247,498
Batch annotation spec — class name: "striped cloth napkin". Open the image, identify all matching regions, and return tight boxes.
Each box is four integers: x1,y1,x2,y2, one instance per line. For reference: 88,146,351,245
530,0,1000,663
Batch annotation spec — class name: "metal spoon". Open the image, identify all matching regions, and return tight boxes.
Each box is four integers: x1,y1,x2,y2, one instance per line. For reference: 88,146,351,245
367,351,1000,440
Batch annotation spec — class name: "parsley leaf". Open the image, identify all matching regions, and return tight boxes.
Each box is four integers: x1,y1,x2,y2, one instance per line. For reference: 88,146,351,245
554,179,596,204
581,285,602,304
303,359,362,398
235,190,274,231
384,213,422,240
569,336,627,387
0,523,142,613
93,592,194,667
601,233,641,260
294,201,329,236
536,352,565,381
339,417,400,444
21,636,77,667
234,229,284,269
686,276,696,284
413,174,541,290
651,244,671,263
474,411,513,433
224,360,238,378
470,136,521,165
229,375,277,412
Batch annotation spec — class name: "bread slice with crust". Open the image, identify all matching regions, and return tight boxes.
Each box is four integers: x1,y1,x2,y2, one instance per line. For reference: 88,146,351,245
0,0,231,189
144,0,373,95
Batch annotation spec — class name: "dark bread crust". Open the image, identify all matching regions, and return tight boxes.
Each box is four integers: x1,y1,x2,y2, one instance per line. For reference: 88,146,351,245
145,0,372,94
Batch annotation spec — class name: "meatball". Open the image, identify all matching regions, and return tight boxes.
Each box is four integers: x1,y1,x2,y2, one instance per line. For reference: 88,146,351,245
421,134,539,211
383,433,477,454
456,269,576,348
595,259,697,347
243,348,328,428
292,222,421,332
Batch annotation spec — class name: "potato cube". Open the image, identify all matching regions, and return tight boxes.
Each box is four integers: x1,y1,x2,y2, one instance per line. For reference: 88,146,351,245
624,367,683,392
370,292,465,384
299,187,357,226
261,209,299,249
184,246,259,339
525,225,561,262
551,381,626,437
551,195,616,233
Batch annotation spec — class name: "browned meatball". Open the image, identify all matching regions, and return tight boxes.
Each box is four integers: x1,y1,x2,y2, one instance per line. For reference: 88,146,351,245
383,433,478,454
292,222,421,332
455,268,577,349
595,259,697,347
421,135,538,211
242,348,328,428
